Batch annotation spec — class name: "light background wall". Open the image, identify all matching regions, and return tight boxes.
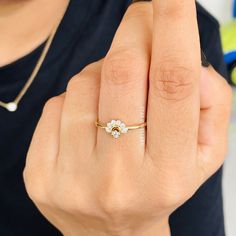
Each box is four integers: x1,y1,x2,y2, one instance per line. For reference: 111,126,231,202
197,1,236,236
198,0,233,23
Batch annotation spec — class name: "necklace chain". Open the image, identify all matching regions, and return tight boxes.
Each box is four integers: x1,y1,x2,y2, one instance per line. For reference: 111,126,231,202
0,2,69,112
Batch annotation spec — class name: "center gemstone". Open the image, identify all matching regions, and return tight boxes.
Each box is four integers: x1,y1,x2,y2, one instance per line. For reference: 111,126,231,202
105,120,128,138
112,126,121,133
111,126,121,139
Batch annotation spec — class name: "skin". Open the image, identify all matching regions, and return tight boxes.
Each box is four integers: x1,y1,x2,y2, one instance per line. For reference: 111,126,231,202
0,0,69,66
1,0,232,235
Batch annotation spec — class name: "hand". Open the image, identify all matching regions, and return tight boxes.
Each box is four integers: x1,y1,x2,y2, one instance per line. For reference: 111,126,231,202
23,1,232,236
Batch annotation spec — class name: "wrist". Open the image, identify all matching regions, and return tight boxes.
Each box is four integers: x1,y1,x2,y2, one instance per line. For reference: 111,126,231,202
64,217,170,236
134,217,170,236
109,216,170,236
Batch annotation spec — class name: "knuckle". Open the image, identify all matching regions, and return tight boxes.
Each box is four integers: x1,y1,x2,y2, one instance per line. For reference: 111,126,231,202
66,75,84,92
67,69,99,96
103,48,144,88
127,2,152,20
51,187,76,212
150,64,195,101
158,187,192,210
59,194,93,217
50,181,97,217
43,96,63,115
23,168,47,204
98,189,135,218
100,196,129,217
81,59,103,75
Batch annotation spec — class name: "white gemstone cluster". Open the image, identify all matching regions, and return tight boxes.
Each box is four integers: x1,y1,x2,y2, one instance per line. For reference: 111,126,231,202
105,120,128,139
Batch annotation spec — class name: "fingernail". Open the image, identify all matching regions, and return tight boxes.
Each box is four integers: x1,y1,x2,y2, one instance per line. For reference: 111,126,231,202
201,50,210,67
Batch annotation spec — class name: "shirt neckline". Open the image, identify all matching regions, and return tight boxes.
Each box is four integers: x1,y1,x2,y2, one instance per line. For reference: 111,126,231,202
0,0,91,81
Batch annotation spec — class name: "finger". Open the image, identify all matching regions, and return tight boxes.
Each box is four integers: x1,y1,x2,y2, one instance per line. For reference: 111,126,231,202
97,3,153,159
151,0,200,66
147,0,201,162
24,94,64,182
59,61,102,166
198,67,232,180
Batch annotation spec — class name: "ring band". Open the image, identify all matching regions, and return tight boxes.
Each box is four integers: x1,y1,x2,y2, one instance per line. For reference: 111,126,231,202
95,119,147,139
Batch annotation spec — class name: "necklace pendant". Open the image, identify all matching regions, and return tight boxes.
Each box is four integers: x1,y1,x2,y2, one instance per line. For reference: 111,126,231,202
6,102,18,112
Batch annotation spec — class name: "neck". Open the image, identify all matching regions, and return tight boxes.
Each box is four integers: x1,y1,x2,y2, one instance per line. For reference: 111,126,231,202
0,0,69,67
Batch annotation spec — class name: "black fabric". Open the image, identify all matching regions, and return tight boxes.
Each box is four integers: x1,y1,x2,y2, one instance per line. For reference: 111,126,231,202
0,1,227,235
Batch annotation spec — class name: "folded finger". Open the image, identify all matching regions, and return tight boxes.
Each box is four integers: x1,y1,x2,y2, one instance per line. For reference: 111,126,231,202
198,66,232,180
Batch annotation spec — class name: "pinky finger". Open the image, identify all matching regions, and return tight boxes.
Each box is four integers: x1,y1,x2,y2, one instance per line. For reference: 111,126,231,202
25,94,65,172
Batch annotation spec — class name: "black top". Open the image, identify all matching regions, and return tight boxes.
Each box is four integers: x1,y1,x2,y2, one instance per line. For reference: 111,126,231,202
0,1,227,235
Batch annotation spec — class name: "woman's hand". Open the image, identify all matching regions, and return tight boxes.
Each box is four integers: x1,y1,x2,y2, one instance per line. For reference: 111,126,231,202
23,1,232,235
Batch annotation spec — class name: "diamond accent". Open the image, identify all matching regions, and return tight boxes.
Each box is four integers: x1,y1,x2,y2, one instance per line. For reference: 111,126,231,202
112,130,120,139
105,120,128,138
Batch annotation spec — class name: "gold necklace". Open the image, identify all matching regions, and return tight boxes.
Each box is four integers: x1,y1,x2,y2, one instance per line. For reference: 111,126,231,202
0,2,69,112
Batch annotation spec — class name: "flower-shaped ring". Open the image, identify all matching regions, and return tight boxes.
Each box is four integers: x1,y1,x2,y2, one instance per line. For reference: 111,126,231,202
95,120,147,139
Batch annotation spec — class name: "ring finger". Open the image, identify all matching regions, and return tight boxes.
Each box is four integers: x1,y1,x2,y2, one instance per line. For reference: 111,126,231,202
97,2,153,160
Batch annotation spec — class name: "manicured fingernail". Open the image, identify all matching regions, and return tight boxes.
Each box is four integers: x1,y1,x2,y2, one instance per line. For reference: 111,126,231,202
201,50,210,67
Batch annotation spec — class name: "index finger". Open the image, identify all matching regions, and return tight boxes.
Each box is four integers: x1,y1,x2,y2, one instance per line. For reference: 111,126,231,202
147,0,201,162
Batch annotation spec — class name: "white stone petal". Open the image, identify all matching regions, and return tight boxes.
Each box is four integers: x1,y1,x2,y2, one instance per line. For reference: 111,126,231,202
111,130,121,139
120,123,126,128
121,127,128,134
111,120,116,125
107,122,113,129
116,120,121,126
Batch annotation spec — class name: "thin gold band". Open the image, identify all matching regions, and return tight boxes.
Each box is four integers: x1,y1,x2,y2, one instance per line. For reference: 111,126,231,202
95,121,147,130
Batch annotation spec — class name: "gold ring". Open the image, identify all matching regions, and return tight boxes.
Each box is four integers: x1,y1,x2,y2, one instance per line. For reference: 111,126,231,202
95,119,147,139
